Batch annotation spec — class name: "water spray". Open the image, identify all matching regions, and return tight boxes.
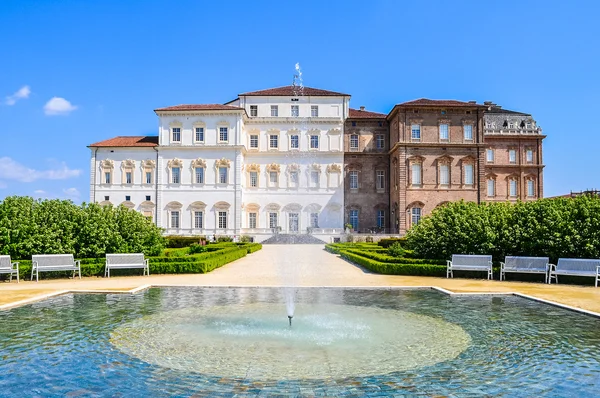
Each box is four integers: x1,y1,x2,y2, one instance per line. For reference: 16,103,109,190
288,315,293,327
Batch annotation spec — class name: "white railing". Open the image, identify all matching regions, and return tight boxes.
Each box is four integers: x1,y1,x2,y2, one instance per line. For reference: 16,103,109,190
484,128,542,135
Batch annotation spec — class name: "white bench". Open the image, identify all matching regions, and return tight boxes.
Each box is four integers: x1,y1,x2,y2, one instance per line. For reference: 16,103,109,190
0,255,19,283
105,253,149,277
31,254,81,282
447,254,493,280
500,256,550,283
549,258,600,287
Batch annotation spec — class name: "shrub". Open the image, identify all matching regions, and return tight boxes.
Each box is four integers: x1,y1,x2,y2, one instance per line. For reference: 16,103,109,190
240,235,253,243
217,236,233,243
188,243,207,254
338,250,446,277
387,242,405,257
165,236,205,248
377,238,407,248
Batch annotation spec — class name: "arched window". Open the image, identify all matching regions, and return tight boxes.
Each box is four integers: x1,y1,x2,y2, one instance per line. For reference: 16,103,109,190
407,201,425,228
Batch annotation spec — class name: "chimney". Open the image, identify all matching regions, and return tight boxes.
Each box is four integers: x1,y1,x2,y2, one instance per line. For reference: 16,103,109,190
359,106,365,111
483,101,492,105
468,100,476,104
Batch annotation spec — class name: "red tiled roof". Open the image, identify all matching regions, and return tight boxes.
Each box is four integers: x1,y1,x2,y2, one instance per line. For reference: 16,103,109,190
396,98,484,107
239,85,350,97
89,136,158,147
349,108,387,119
154,104,243,112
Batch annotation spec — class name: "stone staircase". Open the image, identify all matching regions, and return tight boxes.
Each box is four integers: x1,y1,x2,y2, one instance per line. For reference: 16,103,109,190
261,234,326,244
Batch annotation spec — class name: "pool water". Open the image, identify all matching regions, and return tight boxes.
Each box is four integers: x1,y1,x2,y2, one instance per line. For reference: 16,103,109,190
1,287,599,396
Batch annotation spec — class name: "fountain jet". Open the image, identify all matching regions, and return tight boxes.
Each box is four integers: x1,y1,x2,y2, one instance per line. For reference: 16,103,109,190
288,315,293,327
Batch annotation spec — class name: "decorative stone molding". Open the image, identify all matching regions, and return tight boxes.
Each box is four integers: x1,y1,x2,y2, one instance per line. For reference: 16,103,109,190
406,201,425,211
141,159,155,169
283,203,302,212
310,163,321,172
121,159,135,169
165,201,183,210
287,163,300,173
121,201,135,209
191,158,207,168
264,203,281,211
244,203,261,211
214,201,231,210
215,158,231,168
246,163,261,173
190,201,207,210
305,203,322,212
266,163,281,173
167,158,183,168
100,159,114,169
140,200,154,209
327,164,342,173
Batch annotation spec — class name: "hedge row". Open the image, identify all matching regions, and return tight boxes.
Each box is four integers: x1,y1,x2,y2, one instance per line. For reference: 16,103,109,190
342,248,445,265
337,249,447,277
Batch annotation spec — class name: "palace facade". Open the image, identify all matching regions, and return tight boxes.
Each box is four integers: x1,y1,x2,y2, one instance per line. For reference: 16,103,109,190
89,85,545,240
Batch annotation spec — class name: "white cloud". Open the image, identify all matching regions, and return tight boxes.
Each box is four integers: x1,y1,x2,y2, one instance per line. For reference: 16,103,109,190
0,157,81,182
44,97,77,115
62,187,80,199
5,85,31,105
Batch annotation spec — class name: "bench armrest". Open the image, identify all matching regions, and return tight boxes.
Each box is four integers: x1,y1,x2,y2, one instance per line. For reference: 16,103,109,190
145,259,150,266
12,262,19,271
75,260,81,267
446,260,452,267
549,263,556,271
500,262,505,270
488,261,493,269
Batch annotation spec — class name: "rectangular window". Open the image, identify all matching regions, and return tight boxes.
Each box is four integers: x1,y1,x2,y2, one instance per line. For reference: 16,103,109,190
486,149,494,163
219,127,228,142
270,105,278,117
269,134,278,149
349,210,359,230
125,195,131,201
145,171,152,184
310,171,319,187
487,179,495,197
194,211,203,229
376,170,385,191
125,172,132,184
291,105,299,117
464,164,474,186
411,164,422,186
376,134,385,150
526,149,533,163
145,195,151,201
195,168,204,184
440,165,449,186
310,212,319,228
350,134,359,150
269,171,278,186
172,167,180,184
464,125,473,140
104,172,111,184
439,124,449,140
195,127,204,142
250,105,258,117
218,211,227,229
250,135,259,148
290,134,299,149
411,208,421,225
249,212,257,229
104,196,109,201
250,171,258,188
269,212,278,228
377,210,385,228
311,105,318,117
171,211,180,229
310,135,319,149
172,127,181,142
219,167,228,184
509,149,516,164
411,124,421,140
349,171,358,189
509,180,517,197
527,180,535,197
290,171,299,186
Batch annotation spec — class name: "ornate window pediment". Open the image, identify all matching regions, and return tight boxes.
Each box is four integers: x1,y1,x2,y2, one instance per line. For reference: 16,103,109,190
244,203,260,211
140,200,154,209
460,155,476,164
191,158,207,168
168,158,183,168
287,163,300,173
408,155,425,163
215,158,231,168
121,159,135,169
436,155,453,164
283,203,302,211
266,163,281,173
121,200,135,209
265,203,281,211
327,164,342,173
306,203,322,212
100,159,114,169
310,163,321,172
245,163,261,173
406,201,425,210
214,201,231,210
141,159,155,169
165,201,183,210
190,201,207,210
327,128,341,135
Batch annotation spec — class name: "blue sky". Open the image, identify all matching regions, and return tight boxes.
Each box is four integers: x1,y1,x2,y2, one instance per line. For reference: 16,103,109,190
1,0,598,201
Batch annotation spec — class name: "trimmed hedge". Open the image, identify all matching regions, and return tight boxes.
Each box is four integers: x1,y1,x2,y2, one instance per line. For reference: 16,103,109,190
165,236,205,248
338,249,446,277
342,248,446,265
377,238,407,248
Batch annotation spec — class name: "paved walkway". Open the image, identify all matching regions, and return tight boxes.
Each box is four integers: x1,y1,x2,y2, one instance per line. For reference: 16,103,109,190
2,245,600,313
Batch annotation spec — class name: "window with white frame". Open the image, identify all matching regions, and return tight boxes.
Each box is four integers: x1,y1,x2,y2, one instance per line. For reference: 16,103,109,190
249,171,258,188
219,127,228,143
195,127,205,143
349,209,359,230
439,124,449,140
526,122,532,129
509,122,514,129
310,212,319,228
464,124,473,140
271,105,278,117
376,170,385,191
269,212,278,228
269,171,278,187
310,170,319,187
104,171,111,184
250,105,257,117
194,211,203,229
487,179,495,197
145,171,152,184
411,207,422,226
509,149,517,164
250,134,259,149
486,149,494,163
269,134,278,149
248,212,257,228
171,211,180,229
195,167,204,184
291,105,299,117
526,149,533,163
142,159,154,185
509,179,518,197
172,167,181,184
349,171,359,189
527,179,535,197
376,134,385,150
125,171,132,184
411,124,421,140
218,211,227,229
290,134,299,149
289,171,299,187
411,163,422,186
350,134,359,150
439,164,449,186
219,167,228,184
310,135,319,149
464,164,474,186
377,210,385,228
172,127,181,142
311,105,318,117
